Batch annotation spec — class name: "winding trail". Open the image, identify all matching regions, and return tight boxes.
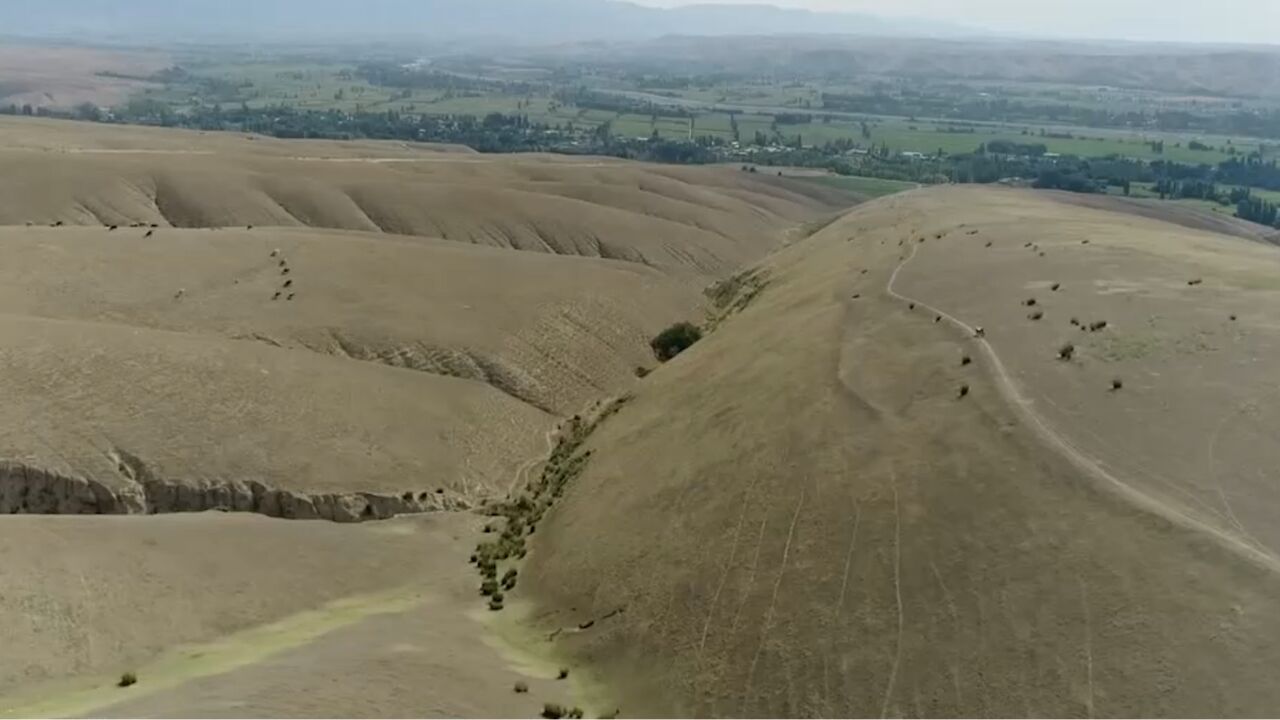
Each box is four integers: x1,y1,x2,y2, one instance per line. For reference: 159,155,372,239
885,239,1280,574
878,476,905,719
508,424,560,496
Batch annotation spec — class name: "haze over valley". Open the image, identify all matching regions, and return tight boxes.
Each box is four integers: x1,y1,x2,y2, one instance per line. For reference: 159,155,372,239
4,2,1280,717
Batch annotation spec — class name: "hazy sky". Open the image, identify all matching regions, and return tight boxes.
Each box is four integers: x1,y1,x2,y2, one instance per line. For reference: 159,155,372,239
636,0,1280,44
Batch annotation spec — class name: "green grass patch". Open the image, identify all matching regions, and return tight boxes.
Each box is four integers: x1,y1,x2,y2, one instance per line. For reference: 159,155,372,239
797,174,916,198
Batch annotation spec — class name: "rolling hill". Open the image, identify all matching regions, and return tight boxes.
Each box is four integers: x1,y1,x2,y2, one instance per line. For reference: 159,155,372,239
521,185,1280,716
0,115,854,715
13,112,1280,718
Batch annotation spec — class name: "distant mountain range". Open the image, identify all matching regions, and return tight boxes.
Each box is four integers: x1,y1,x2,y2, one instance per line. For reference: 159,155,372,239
0,0,973,43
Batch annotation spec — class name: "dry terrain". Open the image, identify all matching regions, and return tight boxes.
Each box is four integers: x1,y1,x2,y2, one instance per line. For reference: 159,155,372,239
0,45,168,109
0,116,852,715
15,112,1280,719
0,116,849,515
0,512,579,718
523,185,1280,717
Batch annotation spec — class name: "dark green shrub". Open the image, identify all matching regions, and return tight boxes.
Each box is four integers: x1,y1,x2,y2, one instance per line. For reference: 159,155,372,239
480,579,499,596
118,672,137,688
650,322,702,362
557,667,570,680
489,597,505,611
542,704,566,719
514,681,529,694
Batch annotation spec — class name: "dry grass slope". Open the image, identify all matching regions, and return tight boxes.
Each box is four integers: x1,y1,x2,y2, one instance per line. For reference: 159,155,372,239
0,512,576,718
524,185,1280,717
0,117,858,715
0,117,851,279
0,117,853,509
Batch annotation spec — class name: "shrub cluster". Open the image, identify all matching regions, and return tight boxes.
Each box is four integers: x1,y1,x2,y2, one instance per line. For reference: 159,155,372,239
650,322,703,362
469,398,630,610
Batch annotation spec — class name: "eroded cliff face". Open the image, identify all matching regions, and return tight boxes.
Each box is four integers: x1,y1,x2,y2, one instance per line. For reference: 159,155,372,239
0,461,469,521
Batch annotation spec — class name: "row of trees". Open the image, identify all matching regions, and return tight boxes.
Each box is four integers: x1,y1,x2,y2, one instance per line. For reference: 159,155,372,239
8,91,1280,228
552,86,694,119
819,92,1280,139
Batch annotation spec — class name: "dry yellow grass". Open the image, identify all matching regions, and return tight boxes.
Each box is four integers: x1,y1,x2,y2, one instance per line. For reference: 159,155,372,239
0,117,851,507
0,512,575,718
0,224,704,416
0,46,168,109
0,117,850,278
0,117,856,715
14,114,1280,717
11,112,1280,717
523,186,1280,717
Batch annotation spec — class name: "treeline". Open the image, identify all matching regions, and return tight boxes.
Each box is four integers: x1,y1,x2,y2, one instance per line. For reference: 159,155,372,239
552,86,694,119
0,102,566,152
820,91,1280,140
10,94,1280,228
356,64,534,95
981,140,1048,157
750,139,1280,228
0,100,726,164
1151,181,1280,224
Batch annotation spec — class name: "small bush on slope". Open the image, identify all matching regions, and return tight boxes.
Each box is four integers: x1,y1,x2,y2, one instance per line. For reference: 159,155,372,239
650,322,703,362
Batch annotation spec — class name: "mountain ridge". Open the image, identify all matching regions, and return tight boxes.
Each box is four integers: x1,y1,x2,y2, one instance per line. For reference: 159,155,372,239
0,0,972,43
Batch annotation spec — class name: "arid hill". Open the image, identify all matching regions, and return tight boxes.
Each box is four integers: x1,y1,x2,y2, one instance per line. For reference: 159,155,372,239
523,185,1280,717
0,116,854,716
0,46,168,109
0,117,852,517
0,118,848,278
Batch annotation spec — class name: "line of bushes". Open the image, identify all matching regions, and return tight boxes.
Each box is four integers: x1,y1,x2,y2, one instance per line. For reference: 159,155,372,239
470,397,631,610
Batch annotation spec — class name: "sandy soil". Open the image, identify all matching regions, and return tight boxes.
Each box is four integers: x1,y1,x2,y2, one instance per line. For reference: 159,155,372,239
523,185,1280,717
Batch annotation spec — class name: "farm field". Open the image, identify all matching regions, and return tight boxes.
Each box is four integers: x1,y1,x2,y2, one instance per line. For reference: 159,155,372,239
110,60,1275,166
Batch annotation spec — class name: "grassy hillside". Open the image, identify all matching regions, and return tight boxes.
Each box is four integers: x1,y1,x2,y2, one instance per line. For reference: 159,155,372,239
0,512,576,718
0,117,857,714
0,117,851,278
523,186,1280,716
0,117,852,507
